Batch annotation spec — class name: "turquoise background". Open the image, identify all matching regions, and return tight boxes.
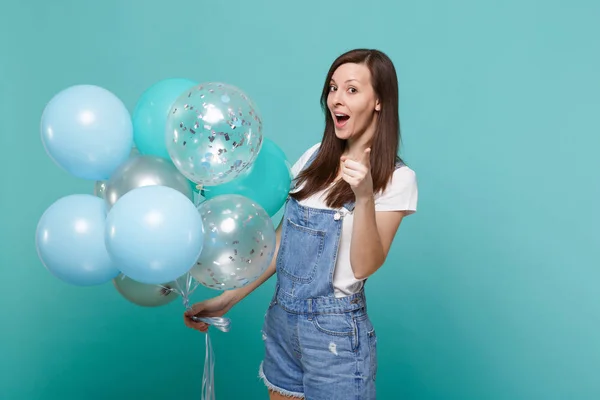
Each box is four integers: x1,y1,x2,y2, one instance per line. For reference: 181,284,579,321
1,0,599,399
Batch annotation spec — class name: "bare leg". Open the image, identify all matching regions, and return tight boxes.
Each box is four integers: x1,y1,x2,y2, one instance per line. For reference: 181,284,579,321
269,390,303,400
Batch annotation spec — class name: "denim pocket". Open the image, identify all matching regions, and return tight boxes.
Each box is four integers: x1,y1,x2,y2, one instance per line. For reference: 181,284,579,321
277,218,326,283
312,312,356,337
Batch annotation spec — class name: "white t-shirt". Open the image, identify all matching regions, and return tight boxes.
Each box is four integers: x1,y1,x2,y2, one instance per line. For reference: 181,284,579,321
289,143,418,298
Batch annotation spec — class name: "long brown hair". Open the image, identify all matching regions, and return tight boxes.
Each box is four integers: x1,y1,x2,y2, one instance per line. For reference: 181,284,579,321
291,49,403,208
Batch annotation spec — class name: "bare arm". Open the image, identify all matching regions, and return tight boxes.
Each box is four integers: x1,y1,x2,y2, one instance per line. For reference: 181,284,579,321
350,196,406,280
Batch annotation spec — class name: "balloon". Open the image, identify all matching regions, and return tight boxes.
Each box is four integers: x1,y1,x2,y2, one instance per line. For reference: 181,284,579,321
113,274,179,307
94,181,107,199
132,78,198,159
35,195,119,286
271,204,285,228
40,85,133,180
190,194,276,291
103,155,194,209
203,138,292,217
94,147,140,199
166,82,263,186
105,185,204,285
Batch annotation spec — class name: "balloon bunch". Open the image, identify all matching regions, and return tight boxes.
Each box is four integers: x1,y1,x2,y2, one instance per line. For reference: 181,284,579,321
36,78,292,399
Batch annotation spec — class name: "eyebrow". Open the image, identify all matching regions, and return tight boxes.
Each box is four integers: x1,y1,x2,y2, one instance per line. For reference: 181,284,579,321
330,78,361,84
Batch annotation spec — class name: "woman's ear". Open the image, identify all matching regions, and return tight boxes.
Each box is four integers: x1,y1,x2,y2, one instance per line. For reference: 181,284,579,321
375,99,381,112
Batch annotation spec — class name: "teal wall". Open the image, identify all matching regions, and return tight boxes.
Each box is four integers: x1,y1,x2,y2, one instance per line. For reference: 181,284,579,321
2,0,599,398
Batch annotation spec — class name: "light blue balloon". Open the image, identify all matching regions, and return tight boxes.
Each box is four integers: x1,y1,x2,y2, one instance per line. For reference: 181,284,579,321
105,185,204,285
41,85,133,181
132,78,198,159
35,195,120,286
203,138,292,216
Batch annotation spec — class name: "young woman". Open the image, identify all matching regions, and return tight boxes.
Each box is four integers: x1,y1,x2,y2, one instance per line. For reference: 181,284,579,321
184,48,418,399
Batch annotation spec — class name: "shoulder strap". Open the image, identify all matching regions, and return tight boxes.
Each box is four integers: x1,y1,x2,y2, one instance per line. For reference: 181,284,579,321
290,147,319,192
301,147,320,172
395,157,405,169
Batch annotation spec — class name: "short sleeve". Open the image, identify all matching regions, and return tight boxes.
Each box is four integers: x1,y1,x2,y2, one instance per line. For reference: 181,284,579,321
290,143,321,178
375,166,418,215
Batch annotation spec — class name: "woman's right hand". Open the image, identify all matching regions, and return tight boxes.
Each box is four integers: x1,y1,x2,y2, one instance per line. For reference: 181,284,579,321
183,292,236,333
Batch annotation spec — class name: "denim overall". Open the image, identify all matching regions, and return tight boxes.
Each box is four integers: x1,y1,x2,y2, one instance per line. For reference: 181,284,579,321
259,151,402,399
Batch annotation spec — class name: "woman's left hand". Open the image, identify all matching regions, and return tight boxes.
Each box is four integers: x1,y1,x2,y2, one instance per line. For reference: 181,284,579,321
341,148,373,201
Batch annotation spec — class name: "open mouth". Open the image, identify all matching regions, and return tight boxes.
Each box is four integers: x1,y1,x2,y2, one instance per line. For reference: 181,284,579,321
334,113,350,127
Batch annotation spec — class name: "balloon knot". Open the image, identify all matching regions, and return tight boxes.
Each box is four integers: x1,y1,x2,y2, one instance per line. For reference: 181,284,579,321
159,286,174,296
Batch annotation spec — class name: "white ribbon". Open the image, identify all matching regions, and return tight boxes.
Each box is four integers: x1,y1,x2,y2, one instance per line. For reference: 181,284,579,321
191,316,231,399
165,274,232,400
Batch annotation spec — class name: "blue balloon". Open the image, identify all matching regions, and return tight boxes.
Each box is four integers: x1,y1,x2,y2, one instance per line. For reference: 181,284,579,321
35,195,120,286
105,185,204,285
132,78,198,159
203,138,292,216
41,85,134,181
